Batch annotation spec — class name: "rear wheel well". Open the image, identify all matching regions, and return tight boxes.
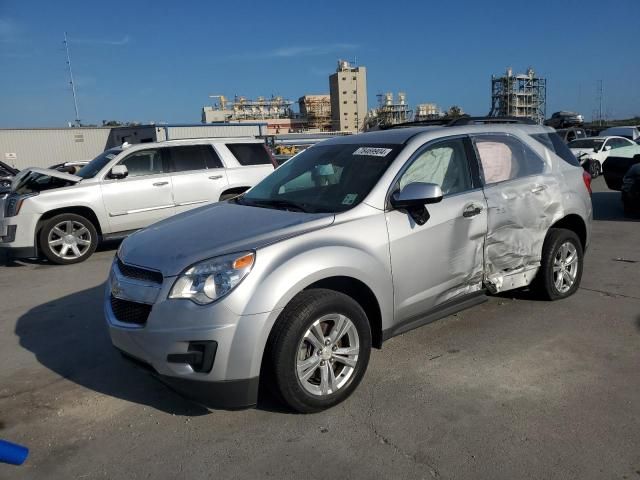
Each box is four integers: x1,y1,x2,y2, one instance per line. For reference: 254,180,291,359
304,277,383,349
219,187,250,201
37,206,103,238
550,214,587,250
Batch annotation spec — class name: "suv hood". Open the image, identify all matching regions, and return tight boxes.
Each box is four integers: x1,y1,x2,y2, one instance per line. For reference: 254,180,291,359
11,167,82,193
16,167,82,183
118,202,335,276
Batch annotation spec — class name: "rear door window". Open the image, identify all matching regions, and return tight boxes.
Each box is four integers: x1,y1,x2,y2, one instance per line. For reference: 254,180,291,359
169,145,223,172
531,132,581,167
226,143,271,166
473,135,545,185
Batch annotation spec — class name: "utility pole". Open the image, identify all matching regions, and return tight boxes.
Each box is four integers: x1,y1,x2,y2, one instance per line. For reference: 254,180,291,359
597,80,604,126
63,32,81,126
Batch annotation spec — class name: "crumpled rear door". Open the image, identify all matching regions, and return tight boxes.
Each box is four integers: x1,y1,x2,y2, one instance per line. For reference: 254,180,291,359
472,134,563,293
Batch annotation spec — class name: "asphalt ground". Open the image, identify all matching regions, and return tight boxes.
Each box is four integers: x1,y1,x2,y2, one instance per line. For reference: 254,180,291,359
0,176,638,480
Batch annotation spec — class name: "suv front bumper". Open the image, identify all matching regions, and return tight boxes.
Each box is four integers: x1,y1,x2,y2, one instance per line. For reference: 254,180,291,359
104,265,280,409
0,214,39,258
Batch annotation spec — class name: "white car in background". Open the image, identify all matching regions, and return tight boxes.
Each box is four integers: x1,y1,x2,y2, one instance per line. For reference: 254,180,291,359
568,136,638,177
0,137,275,264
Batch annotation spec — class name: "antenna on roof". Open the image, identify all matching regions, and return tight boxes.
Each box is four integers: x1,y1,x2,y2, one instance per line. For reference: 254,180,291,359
63,32,81,127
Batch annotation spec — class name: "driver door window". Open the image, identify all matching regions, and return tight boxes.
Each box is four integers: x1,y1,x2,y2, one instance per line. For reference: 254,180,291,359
119,149,166,176
398,138,472,195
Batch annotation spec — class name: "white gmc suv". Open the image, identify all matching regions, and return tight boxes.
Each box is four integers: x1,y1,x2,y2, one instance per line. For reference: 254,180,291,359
0,137,275,264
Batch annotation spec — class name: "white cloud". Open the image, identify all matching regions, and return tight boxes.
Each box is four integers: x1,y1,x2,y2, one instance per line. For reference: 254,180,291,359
223,43,359,61
269,43,358,58
69,34,130,46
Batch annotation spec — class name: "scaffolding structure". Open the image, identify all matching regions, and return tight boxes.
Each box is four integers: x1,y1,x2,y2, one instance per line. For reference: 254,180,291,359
366,92,412,129
490,67,546,124
298,95,332,131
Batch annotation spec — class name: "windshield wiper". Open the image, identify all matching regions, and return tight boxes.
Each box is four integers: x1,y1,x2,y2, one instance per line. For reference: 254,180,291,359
242,198,309,213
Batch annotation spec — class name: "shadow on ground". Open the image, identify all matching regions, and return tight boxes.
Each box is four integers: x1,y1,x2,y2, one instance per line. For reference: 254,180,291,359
14,282,286,416
15,284,212,416
592,191,640,222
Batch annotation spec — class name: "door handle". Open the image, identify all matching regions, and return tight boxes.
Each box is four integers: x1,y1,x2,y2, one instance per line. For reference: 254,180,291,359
531,184,548,194
153,181,169,187
463,204,483,218
208,175,223,180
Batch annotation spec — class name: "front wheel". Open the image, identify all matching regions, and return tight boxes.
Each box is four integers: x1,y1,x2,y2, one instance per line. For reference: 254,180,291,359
267,289,372,413
532,228,583,300
589,160,601,178
39,213,98,265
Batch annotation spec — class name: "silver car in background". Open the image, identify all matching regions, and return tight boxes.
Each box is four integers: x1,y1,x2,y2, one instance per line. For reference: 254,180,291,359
107,121,592,412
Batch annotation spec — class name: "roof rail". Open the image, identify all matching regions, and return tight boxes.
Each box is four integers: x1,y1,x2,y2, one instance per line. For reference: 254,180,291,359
447,116,537,126
381,119,451,130
379,116,537,130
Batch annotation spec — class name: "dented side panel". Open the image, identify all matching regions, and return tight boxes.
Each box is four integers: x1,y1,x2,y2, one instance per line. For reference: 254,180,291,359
387,188,488,323
474,134,566,293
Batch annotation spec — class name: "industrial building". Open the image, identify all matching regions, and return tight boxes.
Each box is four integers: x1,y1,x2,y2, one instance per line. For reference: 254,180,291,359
202,95,306,134
366,92,412,129
329,60,368,132
490,67,547,124
1,123,267,170
415,103,443,121
298,95,332,132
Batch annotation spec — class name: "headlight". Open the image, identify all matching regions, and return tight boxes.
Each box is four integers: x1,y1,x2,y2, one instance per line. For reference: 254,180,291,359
5,193,37,217
169,251,255,305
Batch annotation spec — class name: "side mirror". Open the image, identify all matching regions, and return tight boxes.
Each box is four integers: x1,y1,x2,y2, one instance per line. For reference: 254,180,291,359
391,182,443,208
390,182,443,225
604,145,612,151
109,165,128,179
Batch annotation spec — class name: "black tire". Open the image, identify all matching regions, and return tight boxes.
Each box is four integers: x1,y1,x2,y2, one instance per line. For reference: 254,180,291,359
39,213,98,265
266,289,372,413
589,160,600,178
532,228,583,301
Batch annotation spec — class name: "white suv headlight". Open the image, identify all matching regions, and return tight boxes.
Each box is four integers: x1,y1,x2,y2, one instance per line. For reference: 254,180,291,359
169,251,255,305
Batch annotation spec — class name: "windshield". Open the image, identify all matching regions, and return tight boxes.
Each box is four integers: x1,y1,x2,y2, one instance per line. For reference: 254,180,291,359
568,139,603,150
76,148,123,179
240,143,401,213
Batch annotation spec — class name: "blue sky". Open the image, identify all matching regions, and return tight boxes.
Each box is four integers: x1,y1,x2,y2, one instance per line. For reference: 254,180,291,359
1,0,639,127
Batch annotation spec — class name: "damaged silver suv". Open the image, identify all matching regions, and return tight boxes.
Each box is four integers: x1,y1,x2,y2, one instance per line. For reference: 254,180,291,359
107,118,592,413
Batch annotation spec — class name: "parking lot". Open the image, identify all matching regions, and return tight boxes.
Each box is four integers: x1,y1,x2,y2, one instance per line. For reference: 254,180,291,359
0,177,638,480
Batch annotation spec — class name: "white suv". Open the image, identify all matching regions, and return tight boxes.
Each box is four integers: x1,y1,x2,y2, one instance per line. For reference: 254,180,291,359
0,137,275,264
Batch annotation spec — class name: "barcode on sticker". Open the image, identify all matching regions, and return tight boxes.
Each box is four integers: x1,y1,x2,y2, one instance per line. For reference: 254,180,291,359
353,147,392,157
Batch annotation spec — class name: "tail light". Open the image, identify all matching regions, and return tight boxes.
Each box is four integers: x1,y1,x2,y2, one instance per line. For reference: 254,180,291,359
582,170,592,194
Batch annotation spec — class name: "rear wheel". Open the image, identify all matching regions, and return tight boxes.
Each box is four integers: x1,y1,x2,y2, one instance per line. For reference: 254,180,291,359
266,289,372,413
39,213,98,265
532,228,583,300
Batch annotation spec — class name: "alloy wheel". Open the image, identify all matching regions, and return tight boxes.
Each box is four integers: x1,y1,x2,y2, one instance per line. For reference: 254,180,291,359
47,220,92,260
553,241,579,294
296,314,360,397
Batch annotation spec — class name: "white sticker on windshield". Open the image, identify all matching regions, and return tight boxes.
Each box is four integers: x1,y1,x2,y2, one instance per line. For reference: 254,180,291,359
342,193,358,205
353,147,392,157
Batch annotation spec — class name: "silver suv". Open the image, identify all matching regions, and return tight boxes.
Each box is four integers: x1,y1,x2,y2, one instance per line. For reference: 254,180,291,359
106,121,592,412
0,137,274,264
